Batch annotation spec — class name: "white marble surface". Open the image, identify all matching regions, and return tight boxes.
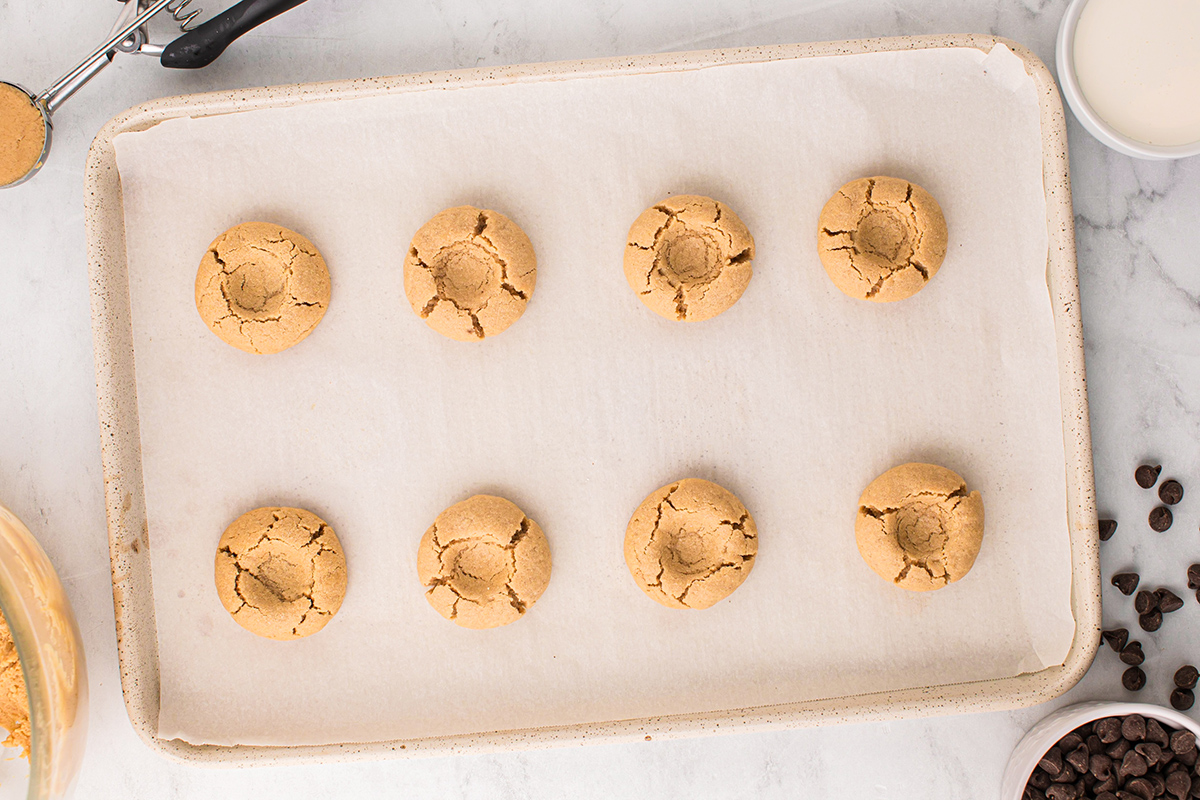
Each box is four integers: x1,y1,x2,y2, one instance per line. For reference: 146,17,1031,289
0,0,1197,796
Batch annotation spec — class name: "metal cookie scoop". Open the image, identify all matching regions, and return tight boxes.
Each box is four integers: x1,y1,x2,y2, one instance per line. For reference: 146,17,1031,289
1,0,307,189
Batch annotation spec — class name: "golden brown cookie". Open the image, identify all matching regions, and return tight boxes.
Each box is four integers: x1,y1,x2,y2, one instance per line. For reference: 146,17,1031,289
855,463,984,592
623,195,755,322
817,176,947,302
195,222,331,354
417,495,551,629
214,507,347,640
0,82,46,187
624,478,758,609
404,206,537,341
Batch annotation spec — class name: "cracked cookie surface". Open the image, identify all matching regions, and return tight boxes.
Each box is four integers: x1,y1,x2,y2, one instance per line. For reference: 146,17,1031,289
214,506,347,640
403,206,536,341
624,478,758,610
416,495,551,629
855,463,984,592
623,195,755,322
817,176,947,302
195,221,331,354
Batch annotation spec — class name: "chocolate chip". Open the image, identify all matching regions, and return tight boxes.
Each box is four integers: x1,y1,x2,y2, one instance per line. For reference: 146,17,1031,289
1100,518,1119,541
1137,590,1161,614
1061,732,1085,753
1125,714,1149,741
1151,506,1174,532
1109,738,1133,759
1149,719,1171,748
1097,773,1119,793
1098,717,1124,743
1122,641,1147,666
1176,745,1197,766
1030,768,1052,789
1089,734,1106,755
1114,573,1142,595
1095,793,1118,800
1136,742,1164,766
1137,464,1163,488
1171,732,1197,755
1188,565,1200,591
1158,588,1185,613
1053,765,1078,784
1167,771,1192,800
1127,776,1156,800
1046,785,1076,800
1041,746,1065,776
1140,610,1164,632
1121,749,1151,777
1177,666,1200,689
1092,753,1114,778
1171,689,1195,711
1124,666,1148,691
1150,773,1167,796
1104,628,1130,652
1160,480,1184,505
1068,744,1091,774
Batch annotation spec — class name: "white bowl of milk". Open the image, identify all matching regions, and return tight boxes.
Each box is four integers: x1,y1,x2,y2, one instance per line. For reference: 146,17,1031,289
1057,0,1200,160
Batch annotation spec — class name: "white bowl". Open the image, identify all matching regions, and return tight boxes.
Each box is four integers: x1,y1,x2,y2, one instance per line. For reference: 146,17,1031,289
1002,701,1200,799
1056,0,1200,160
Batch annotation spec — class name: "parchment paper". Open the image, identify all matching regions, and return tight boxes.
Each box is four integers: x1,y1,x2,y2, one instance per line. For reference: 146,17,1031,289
112,43,1073,747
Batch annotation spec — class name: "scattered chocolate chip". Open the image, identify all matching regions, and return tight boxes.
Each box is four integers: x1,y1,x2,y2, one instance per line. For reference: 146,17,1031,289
1124,666,1148,691
1158,588,1185,613
1137,464,1163,489
1097,717,1124,743
1114,573,1142,595
1151,506,1174,532
1160,479,1184,505
1167,771,1192,800
1137,590,1161,614
1125,715,1149,741
1171,689,1195,711
1122,641,1147,665
1176,666,1199,689
1100,518,1119,541
1188,564,1200,591
1104,628,1131,652
1140,610,1164,632
1171,731,1196,755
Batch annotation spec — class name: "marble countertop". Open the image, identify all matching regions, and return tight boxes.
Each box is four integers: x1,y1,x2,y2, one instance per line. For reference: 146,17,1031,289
1,0,1198,796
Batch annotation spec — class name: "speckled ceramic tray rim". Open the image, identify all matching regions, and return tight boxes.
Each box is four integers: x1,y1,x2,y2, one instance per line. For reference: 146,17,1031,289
83,33,1099,766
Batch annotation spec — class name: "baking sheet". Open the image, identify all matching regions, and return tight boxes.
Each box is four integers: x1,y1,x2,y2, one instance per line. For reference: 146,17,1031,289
112,43,1073,748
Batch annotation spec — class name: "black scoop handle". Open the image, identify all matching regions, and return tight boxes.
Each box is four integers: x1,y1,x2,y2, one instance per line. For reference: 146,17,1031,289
160,0,308,69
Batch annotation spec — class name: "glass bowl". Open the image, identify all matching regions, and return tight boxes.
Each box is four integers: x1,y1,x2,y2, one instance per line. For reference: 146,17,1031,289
0,505,87,799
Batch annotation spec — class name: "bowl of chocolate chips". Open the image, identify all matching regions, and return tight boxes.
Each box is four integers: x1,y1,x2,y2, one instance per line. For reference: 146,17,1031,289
1003,702,1200,800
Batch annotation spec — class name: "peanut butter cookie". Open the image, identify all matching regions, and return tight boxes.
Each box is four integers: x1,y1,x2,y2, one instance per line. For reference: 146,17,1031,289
417,495,551,629
214,507,347,640
195,222,331,354
623,195,755,322
817,176,947,302
855,463,984,592
403,206,537,341
624,478,758,609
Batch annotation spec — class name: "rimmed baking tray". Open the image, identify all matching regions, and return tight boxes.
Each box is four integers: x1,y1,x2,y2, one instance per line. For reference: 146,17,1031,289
85,33,1098,764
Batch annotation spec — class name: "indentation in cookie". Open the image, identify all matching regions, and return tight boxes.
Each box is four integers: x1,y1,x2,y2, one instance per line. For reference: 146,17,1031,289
625,478,758,610
214,507,347,640
195,222,330,355
404,207,536,341
417,495,550,629
855,463,984,592
817,176,947,303
624,195,754,322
